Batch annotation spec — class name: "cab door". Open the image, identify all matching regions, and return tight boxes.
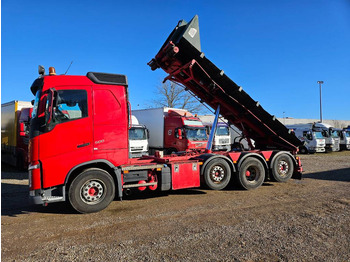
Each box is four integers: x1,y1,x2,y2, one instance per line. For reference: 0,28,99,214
92,85,129,166
39,86,93,188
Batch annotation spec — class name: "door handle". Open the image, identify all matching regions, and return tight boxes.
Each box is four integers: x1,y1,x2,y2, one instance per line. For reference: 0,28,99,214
77,142,90,148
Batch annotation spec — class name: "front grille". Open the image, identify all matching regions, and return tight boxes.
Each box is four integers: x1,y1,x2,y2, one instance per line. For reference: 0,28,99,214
131,147,143,152
219,139,229,144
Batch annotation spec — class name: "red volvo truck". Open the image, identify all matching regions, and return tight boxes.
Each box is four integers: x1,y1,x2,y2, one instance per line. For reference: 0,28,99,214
133,107,207,155
29,16,302,213
1,101,33,170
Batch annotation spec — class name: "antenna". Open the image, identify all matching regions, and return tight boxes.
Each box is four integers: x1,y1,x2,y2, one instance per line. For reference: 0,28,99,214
64,61,73,75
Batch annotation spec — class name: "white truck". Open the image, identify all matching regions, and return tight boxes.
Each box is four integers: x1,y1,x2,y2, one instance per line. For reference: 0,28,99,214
339,128,350,150
314,123,340,152
128,115,149,158
286,124,326,154
203,121,231,151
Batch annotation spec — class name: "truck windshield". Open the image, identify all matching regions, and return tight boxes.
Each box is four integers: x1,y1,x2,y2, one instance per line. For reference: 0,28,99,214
345,131,350,137
31,90,41,119
185,127,208,141
216,126,229,136
314,131,323,139
129,127,147,140
331,130,340,138
321,130,330,137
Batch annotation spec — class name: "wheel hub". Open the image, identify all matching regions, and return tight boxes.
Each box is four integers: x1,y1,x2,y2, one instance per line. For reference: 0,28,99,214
246,167,257,181
278,161,289,176
81,180,104,204
211,166,225,182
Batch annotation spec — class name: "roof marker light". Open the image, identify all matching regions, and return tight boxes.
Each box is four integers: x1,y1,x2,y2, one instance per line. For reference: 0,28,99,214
49,67,56,76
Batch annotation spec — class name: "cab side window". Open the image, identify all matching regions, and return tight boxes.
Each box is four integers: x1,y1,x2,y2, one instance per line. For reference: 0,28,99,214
53,90,88,124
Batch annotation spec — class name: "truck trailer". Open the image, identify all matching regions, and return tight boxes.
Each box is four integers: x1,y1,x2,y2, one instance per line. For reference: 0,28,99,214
1,101,33,169
132,107,208,155
28,16,302,213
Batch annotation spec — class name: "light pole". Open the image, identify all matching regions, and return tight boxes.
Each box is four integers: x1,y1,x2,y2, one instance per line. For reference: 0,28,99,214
317,81,324,122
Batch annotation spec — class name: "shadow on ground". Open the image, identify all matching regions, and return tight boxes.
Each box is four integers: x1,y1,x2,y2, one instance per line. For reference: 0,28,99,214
303,167,350,182
2,167,349,216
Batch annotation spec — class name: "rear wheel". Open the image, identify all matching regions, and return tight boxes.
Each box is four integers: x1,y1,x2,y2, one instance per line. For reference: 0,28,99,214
238,158,265,190
271,153,294,182
68,168,115,213
203,158,231,190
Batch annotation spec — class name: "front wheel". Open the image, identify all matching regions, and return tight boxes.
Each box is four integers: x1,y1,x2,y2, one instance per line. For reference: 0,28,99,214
237,158,265,190
165,148,177,155
271,153,294,182
299,146,308,154
68,168,115,213
203,158,231,190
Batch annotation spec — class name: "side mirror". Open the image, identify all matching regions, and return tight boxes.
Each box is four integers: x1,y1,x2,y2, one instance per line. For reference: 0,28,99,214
45,88,54,125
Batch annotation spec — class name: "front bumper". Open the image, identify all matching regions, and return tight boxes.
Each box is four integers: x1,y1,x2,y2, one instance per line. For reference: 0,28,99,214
212,145,231,151
316,147,326,153
29,186,65,205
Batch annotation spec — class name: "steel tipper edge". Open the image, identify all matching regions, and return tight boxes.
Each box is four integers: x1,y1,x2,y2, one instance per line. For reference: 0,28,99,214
148,15,302,179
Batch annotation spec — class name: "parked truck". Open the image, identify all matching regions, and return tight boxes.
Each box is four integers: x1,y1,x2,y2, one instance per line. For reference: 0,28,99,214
285,124,326,154
340,128,350,150
133,107,208,155
1,101,33,170
314,123,340,152
203,121,231,151
129,115,149,158
28,15,302,213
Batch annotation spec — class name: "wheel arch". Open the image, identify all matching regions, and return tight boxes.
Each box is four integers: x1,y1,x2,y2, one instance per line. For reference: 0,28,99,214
64,159,122,199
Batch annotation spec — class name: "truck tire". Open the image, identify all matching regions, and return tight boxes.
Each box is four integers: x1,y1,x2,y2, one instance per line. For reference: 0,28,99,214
299,146,308,154
68,168,115,213
237,158,265,190
271,154,294,182
203,158,231,190
165,148,177,155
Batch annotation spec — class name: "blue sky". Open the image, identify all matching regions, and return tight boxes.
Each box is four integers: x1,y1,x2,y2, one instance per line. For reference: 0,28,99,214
2,0,350,120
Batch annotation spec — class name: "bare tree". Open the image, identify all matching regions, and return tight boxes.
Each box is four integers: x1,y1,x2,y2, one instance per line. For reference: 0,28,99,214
149,81,207,113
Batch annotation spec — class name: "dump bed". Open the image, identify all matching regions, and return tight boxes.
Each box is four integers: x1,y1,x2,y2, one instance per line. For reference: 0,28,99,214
148,15,302,152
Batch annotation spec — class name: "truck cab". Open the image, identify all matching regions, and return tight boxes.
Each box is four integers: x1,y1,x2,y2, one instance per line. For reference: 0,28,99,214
165,109,208,153
314,123,340,152
29,70,130,208
340,128,350,150
129,115,149,158
286,124,325,154
204,122,231,151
